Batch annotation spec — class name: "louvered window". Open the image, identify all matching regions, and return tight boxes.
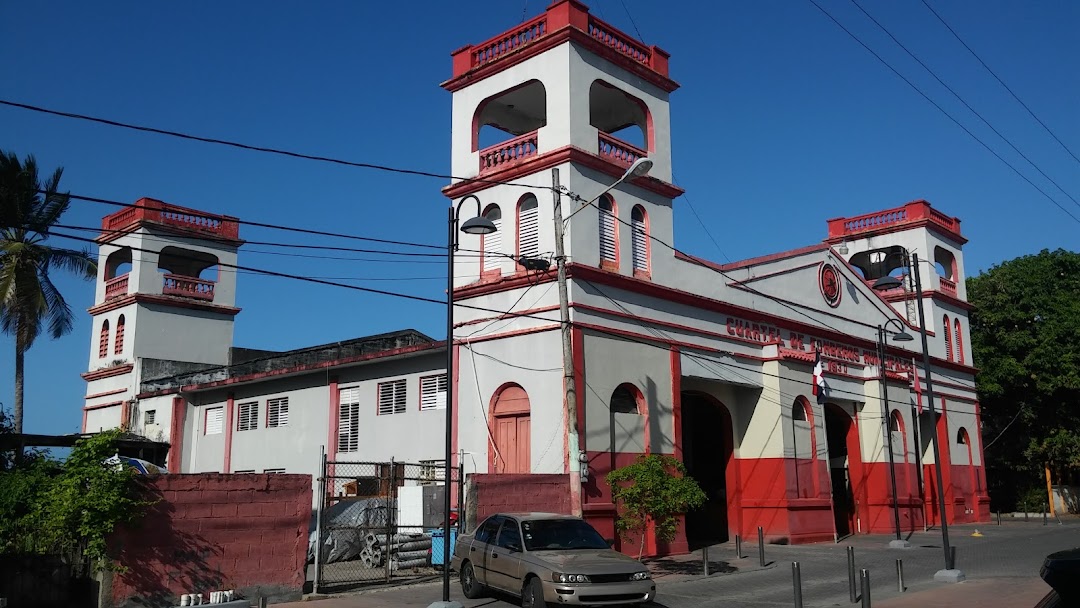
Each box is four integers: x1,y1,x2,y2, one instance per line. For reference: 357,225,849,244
483,206,503,272
237,401,259,431
338,387,361,452
144,409,156,425
943,315,953,361
599,196,617,264
98,320,110,358
954,319,964,364
518,195,539,259
264,468,285,474
268,397,289,427
205,407,224,435
114,315,126,355
631,206,648,272
420,375,448,411
378,379,407,415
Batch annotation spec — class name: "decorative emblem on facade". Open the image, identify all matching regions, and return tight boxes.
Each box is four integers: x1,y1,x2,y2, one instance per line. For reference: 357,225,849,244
819,263,842,307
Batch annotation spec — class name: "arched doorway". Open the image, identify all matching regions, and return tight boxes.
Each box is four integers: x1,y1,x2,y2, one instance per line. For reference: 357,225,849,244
957,427,975,519
490,384,531,474
824,404,862,538
680,391,735,547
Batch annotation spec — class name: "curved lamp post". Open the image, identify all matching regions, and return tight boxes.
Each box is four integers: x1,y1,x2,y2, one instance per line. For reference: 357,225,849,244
873,253,963,580
876,317,913,547
440,195,496,605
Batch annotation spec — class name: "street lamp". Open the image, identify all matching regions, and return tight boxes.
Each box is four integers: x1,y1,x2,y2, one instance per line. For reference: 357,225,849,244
872,253,964,581
437,195,496,607
876,318,913,548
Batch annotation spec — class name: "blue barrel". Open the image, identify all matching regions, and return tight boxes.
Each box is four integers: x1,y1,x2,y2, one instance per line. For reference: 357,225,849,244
430,528,458,566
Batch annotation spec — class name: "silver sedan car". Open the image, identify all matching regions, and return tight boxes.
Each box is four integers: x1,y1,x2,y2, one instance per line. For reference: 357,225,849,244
451,512,656,607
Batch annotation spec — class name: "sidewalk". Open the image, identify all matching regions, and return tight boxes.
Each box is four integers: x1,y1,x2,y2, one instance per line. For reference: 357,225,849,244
876,577,1052,607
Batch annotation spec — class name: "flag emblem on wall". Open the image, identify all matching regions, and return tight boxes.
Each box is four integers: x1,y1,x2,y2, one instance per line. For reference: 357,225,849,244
812,350,830,404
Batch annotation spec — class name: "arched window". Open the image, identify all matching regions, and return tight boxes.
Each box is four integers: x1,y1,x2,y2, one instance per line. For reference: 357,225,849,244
114,315,126,355
517,194,539,261
943,315,953,361
954,318,964,364
610,384,642,415
792,398,808,421
631,205,649,276
98,320,110,359
482,205,503,275
890,409,903,433
598,195,618,268
956,428,969,445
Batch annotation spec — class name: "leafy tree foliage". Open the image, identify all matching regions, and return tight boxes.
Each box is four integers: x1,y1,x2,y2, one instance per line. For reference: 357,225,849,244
606,454,706,558
0,413,151,570
968,248,1080,510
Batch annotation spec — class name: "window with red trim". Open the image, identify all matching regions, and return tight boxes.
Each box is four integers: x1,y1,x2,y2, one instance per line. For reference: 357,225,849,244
943,315,953,361
114,315,126,355
954,318,964,364
98,320,110,358
517,194,539,263
481,205,503,276
598,195,617,268
631,205,649,275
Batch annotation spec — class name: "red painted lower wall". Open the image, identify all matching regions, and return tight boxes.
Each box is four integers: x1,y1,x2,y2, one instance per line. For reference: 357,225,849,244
468,473,571,529
107,474,312,607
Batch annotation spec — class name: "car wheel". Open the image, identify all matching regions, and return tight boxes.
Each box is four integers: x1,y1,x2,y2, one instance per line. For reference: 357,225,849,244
460,561,486,599
521,576,547,608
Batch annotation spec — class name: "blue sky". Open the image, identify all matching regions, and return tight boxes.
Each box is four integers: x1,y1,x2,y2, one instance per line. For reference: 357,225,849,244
1,1,1077,435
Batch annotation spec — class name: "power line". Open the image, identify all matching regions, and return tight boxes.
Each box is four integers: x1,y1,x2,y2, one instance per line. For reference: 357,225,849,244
617,0,647,43
919,0,1080,170
2,99,550,191
672,172,732,263
48,230,563,325
808,0,1080,225
849,0,1080,210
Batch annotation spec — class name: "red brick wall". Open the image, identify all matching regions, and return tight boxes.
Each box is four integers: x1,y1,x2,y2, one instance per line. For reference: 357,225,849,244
468,474,571,528
107,473,312,608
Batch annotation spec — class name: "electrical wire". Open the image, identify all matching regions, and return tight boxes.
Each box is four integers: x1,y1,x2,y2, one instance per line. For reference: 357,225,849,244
919,0,1080,170
849,0,1080,210
672,172,731,263
808,0,1080,225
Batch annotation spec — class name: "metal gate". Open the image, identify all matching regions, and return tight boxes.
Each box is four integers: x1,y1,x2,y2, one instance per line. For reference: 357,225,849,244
312,457,463,592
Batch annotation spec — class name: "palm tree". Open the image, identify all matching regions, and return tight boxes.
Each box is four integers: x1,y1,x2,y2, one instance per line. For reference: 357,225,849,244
0,151,96,434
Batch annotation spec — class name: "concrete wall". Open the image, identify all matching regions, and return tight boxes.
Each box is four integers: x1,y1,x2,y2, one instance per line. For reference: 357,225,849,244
106,473,311,608
466,474,572,532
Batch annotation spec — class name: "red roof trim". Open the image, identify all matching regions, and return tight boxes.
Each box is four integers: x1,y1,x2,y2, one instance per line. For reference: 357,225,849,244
82,364,134,382
89,293,241,317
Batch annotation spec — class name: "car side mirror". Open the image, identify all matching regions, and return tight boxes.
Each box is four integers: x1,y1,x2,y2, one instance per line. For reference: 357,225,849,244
605,538,616,547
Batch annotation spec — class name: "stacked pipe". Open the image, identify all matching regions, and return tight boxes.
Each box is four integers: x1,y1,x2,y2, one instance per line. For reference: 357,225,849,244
360,532,433,570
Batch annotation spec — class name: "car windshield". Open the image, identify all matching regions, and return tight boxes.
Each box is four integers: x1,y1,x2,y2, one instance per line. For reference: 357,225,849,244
521,518,609,551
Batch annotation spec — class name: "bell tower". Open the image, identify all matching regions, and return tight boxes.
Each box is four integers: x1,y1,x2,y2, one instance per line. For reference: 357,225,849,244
442,0,684,288
82,197,242,432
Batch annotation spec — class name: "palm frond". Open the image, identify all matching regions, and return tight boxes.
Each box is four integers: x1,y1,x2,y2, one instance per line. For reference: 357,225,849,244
38,272,74,340
45,247,96,280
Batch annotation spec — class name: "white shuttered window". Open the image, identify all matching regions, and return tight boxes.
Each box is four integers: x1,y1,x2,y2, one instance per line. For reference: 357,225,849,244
420,375,448,411
518,196,539,259
338,387,361,452
205,407,223,435
268,397,289,427
483,206,503,272
631,206,648,272
378,379,407,415
237,402,259,431
599,196,617,263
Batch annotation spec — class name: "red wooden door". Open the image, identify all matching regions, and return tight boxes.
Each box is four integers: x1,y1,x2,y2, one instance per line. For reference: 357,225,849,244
491,385,531,474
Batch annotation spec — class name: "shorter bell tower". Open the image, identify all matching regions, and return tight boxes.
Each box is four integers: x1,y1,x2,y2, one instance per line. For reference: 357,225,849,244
82,198,242,433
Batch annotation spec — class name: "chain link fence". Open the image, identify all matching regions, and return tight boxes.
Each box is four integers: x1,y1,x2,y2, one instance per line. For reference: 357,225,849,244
310,459,463,592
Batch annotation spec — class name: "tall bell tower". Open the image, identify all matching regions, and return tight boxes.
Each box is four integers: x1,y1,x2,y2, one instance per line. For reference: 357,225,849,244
82,197,242,433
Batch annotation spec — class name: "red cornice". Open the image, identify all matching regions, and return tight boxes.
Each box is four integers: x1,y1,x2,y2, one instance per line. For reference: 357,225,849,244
96,221,245,248
453,269,557,300
441,145,684,201
82,364,134,382
823,218,968,247
84,387,128,400
83,399,125,412
88,293,241,316
676,244,830,273
441,25,679,94
880,289,973,311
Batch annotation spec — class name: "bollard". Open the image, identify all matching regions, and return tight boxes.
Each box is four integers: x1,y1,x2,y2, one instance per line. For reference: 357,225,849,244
860,568,871,608
997,511,1001,526
847,546,857,604
896,559,905,592
758,526,766,567
703,546,710,576
735,534,742,559
792,561,804,608
950,546,957,569
258,599,267,608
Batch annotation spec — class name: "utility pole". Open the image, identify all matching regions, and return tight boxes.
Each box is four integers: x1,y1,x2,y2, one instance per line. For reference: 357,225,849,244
552,167,583,517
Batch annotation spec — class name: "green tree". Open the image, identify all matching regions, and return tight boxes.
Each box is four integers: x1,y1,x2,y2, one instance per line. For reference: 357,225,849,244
606,454,706,559
967,248,1080,510
0,150,96,434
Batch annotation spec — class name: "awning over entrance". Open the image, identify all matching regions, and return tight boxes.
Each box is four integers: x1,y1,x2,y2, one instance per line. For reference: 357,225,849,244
680,352,762,388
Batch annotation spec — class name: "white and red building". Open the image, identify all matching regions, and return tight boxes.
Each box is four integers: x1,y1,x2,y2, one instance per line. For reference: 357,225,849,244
81,0,988,555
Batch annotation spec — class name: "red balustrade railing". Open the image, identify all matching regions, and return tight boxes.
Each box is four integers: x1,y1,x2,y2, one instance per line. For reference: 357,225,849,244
479,131,539,174
473,15,548,68
827,200,963,240
939,276,957,297
104,274,129,300
162,274,215,301
598,132,646,167
587,16,651,66
101,198,240,240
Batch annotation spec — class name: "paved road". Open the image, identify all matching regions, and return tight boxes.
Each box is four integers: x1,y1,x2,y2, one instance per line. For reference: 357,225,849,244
289,521,1073,608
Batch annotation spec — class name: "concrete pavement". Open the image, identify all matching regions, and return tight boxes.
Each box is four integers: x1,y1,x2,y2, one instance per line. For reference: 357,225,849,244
284,521,1076,607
